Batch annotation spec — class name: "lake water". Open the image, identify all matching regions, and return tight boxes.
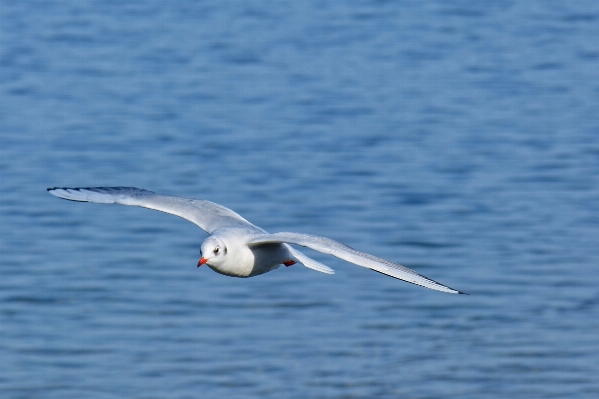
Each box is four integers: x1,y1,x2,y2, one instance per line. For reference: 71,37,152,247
1,1,598,398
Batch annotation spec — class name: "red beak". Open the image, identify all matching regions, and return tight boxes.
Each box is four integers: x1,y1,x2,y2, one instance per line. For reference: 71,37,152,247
197,257,208,267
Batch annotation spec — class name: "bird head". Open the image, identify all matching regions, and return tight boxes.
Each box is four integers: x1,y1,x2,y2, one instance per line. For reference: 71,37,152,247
198,237,227,267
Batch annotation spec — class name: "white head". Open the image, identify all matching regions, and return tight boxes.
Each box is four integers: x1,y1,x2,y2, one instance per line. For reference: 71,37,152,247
198,236,228,267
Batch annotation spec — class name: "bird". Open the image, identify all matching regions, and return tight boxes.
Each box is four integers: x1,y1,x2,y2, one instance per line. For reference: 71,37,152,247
48,187,465,294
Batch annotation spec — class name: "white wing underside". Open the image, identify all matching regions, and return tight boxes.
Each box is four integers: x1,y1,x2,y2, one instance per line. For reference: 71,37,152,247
47,187,257,233
248,232,464,294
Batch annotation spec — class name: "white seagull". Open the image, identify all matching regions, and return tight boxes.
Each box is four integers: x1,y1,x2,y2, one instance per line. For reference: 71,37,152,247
48,187,465,294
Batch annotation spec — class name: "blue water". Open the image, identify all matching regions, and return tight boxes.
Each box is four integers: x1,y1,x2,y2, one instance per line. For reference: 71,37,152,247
2,1,599,398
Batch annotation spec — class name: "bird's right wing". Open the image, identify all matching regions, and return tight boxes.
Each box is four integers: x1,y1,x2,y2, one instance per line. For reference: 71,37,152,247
248,232,465,294
47,187,257,233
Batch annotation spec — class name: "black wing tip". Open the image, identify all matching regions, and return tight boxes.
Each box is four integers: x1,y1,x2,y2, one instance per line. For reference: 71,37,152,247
47,187,153,201
48,186,144,191
47,187,81,191
47,187,128,192
372,269,466,294
47,187,90,202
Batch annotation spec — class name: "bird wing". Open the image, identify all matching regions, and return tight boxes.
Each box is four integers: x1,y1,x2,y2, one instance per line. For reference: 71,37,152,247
284,244,335,274
48,187,257,233
248,232,465,294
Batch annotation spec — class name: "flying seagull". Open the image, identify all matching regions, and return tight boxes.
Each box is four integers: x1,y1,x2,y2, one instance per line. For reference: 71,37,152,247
48,187,465,294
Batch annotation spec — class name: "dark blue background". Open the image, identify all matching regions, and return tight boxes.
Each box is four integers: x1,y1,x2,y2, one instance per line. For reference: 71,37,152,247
1,1,598,398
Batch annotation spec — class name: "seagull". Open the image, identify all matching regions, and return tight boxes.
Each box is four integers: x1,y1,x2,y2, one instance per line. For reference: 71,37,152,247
48,187,465,294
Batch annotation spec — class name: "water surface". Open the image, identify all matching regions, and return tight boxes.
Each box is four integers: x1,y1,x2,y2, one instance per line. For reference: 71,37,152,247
1,1,599,398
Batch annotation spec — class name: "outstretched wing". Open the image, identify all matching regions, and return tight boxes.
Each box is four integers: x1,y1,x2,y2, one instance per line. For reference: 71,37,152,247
48,187,257,233
248,232,465,294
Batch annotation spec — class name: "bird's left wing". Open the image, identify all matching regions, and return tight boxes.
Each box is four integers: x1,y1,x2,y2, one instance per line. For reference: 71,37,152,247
48,187,257,233
248,232,465,294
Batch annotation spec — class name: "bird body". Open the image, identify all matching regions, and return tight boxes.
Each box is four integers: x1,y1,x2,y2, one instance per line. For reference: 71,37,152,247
48,187,465,294
200,227,292,277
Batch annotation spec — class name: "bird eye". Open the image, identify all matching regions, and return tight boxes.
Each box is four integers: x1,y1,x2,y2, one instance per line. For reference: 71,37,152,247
214,247,219,254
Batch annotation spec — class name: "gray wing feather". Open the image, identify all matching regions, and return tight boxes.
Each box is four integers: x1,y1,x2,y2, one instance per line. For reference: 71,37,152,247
248,232,464,294
48,187,256,233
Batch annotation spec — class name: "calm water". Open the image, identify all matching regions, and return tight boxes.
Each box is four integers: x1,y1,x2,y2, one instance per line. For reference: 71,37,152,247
1,1,599,398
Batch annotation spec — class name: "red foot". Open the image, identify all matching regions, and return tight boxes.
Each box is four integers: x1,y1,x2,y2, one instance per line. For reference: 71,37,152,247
283,260,296,267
